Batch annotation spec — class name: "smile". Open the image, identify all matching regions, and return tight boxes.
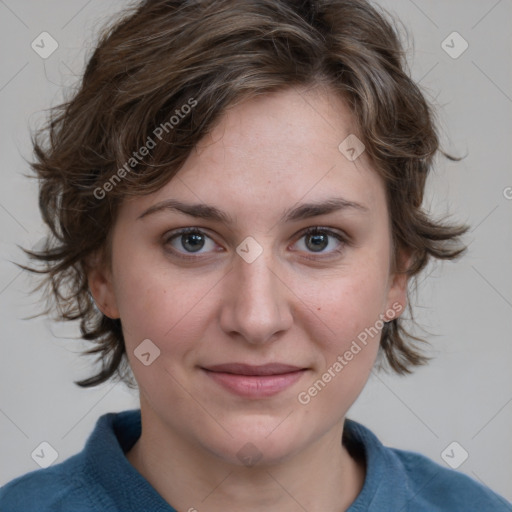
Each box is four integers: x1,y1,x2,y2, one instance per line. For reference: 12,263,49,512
201,363,308,398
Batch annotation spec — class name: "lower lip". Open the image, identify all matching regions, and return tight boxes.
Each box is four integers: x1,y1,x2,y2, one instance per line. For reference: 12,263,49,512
202,369,306,398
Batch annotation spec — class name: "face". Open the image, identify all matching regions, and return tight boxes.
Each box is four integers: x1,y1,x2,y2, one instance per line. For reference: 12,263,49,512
89,86,407,466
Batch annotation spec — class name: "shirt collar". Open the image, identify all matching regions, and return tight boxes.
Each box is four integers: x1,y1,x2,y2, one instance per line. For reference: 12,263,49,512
83,409,407,511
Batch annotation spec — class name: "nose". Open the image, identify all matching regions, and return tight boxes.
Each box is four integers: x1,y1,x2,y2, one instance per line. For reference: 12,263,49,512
219,241,293,345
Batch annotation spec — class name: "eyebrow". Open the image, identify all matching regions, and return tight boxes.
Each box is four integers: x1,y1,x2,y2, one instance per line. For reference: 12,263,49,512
137,197,369,224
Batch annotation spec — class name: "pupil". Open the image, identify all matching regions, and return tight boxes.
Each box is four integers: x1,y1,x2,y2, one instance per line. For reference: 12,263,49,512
180,231,327,253
307,233,327,252
183,233,204,252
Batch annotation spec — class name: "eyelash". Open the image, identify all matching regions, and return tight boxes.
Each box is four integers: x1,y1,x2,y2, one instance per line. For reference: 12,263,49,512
163,226,349,261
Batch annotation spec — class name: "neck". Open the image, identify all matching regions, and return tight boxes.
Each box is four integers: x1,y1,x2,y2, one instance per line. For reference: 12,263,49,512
126,405,365,512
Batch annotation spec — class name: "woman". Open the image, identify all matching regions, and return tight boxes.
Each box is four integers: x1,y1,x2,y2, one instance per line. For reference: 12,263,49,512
1,0,510,510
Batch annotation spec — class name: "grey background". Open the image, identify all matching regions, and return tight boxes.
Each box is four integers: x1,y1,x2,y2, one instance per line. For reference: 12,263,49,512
0,0,511,503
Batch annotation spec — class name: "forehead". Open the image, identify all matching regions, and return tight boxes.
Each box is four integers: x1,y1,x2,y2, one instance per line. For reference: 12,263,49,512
120,86,386,223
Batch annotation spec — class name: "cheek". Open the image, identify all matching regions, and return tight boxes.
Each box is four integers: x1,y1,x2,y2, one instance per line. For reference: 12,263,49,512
298,265,387,412
297,257,390,409
309,254,390,349
113,268,166,339
111,247,179,342
112,247,221,358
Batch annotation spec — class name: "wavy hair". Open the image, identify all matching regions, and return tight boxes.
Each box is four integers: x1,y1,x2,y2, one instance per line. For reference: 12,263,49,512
21,0,468,388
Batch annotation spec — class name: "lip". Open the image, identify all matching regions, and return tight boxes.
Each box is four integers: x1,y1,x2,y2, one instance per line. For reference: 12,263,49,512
201,363,308,398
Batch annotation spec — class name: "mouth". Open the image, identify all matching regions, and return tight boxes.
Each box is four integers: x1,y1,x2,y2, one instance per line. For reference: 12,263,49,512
201,363,308,398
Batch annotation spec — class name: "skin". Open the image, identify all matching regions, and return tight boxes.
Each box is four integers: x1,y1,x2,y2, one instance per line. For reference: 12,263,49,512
88,85,409,512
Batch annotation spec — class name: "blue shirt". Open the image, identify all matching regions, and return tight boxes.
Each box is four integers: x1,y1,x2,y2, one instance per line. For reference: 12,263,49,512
0,409,510,511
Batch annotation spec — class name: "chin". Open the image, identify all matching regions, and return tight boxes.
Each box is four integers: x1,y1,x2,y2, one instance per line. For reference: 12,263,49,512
202,418,308,468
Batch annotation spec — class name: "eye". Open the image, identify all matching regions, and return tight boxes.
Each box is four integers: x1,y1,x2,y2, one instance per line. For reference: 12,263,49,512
163,226,347,261
292,227,347,258
164,227,218,259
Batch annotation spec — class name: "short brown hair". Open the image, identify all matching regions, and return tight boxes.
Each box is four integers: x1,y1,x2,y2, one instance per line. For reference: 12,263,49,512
21,0,468,388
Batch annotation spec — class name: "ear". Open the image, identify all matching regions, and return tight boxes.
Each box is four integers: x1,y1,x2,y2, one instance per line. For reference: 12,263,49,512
86,251,120,319
384,248,412,321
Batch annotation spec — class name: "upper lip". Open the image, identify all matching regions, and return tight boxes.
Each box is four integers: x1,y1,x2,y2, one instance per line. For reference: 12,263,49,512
202,363,306,376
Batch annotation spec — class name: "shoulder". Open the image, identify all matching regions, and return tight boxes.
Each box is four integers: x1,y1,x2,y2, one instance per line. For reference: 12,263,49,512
0,410,141,512
389,446,512,511
344,419,511,511
0,453,108,512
